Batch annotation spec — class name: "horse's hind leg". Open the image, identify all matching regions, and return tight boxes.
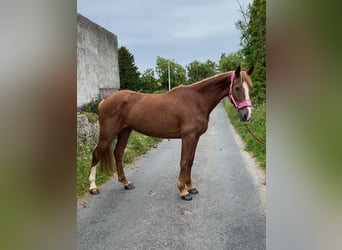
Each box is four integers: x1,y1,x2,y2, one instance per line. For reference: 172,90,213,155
89,118,122,195
114,127,134,190
88,138,112,194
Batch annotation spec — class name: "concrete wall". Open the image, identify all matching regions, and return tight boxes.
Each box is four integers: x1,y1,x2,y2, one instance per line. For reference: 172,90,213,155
77,14,120,106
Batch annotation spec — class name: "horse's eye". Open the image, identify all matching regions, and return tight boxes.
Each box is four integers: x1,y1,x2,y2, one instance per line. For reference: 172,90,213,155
235,87,240,91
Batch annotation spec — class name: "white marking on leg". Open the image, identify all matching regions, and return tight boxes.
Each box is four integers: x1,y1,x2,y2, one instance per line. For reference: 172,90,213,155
243,82,252,120
89,166,97,190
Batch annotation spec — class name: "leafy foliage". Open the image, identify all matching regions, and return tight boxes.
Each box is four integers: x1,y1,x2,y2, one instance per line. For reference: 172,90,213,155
118,46,140,90
218,52,244,72
186,60,217,84
139,68,159,93
236,0,266,104
81,97,102,113
155,56,186,90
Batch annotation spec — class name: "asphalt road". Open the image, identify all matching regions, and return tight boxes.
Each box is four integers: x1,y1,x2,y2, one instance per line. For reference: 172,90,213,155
77,103,266,250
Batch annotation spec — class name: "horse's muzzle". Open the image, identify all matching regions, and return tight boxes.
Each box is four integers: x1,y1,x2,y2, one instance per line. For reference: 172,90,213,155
238,107,252,122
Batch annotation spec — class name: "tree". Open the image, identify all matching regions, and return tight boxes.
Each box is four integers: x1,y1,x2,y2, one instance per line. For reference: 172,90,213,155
186,60,217,84
235,0,266,104
218,52,243,72
139,68,158,93
118,46,140,90
155,57,186,90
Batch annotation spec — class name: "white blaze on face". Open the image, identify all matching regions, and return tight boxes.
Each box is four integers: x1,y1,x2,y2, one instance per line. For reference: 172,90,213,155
242,81,252,120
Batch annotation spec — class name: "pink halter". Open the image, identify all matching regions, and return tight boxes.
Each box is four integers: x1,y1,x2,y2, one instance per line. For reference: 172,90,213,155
228,71,252,110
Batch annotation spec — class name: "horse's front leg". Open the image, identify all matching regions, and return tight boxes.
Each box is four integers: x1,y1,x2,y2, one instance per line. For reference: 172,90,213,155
183,134,200,195
178,134,200,201
186,143,199,195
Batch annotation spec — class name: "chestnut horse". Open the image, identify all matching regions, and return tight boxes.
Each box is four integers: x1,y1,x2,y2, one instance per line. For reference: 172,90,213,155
88,65,254,200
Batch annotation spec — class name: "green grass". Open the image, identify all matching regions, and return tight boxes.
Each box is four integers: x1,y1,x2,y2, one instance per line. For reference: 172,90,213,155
223,99,266,170
77,131,161,198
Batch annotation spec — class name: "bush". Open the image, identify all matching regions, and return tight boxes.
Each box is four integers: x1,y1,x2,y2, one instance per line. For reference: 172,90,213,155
81,97,102,113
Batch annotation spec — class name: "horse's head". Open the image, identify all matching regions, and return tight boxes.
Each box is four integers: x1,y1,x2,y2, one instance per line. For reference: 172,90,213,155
228,65,254,122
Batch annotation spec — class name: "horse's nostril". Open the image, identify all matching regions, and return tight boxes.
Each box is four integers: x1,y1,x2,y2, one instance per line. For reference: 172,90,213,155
243,113,248,120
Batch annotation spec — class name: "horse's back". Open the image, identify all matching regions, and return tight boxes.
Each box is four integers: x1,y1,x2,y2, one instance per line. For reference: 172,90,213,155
98,89,166,120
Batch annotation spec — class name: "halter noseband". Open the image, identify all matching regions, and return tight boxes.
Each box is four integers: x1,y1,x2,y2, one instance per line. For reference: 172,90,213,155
228,71,252,110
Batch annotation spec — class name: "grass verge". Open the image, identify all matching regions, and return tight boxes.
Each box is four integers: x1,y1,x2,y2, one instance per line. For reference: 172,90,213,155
223,99,266,170
77,131,161,198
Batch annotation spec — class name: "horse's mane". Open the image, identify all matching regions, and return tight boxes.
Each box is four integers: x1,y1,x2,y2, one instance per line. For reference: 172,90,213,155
170,72,230,92
189,72,230,87
170,70,252,92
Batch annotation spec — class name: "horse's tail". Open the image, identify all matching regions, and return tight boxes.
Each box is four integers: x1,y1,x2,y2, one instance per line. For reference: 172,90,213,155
99,143,115,175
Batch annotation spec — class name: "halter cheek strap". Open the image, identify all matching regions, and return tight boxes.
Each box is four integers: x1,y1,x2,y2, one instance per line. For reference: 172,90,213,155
228,71,253,110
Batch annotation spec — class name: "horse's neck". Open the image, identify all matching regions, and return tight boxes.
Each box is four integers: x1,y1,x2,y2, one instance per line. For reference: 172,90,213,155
195,73,231,115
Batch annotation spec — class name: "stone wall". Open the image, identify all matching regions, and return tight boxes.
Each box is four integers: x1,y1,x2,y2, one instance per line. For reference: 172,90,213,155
77,14,120,106
77,114,99,145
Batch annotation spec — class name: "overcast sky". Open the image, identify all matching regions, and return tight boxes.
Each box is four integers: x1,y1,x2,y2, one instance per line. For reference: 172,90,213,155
77,0,251,73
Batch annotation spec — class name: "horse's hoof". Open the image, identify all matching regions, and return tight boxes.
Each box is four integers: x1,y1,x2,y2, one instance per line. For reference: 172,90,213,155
124,183,135,190
89,188,100,195
189,188,199,195
181,194,192,201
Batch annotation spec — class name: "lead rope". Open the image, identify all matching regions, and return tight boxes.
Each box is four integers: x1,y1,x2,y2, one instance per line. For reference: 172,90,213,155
244,123,266,145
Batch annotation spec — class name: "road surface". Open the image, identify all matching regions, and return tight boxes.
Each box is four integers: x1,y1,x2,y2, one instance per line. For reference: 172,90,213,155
77,103,266,250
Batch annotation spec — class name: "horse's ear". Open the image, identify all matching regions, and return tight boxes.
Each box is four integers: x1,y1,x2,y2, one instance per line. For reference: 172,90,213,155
247,65,254,76
235,65,241,77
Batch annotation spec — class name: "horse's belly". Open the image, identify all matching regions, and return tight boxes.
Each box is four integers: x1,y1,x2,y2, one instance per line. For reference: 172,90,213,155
133,126,181,139
127,114,181,139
